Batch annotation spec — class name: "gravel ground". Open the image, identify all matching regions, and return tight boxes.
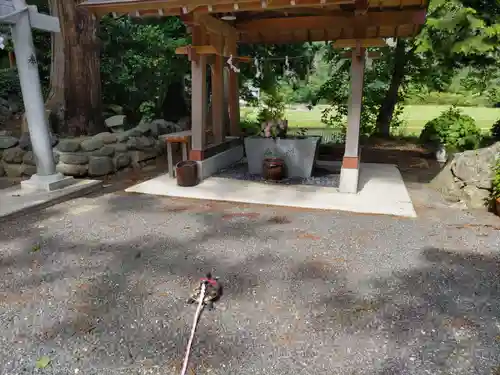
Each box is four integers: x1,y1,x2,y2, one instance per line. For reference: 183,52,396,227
0,188,499,375
214,162,340,188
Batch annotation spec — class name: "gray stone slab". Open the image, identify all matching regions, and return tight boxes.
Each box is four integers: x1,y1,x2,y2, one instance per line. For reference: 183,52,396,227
0,178,101,222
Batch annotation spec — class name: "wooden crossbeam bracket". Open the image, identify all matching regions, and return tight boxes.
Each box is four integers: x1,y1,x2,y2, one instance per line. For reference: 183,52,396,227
340,51,382,59
176,45,219,57
175,45,251,62
194,13,239,39
354,0,368,15
333,38,388,48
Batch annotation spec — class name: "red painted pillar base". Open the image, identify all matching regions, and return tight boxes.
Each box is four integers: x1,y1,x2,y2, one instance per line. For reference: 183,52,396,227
189,149,204,161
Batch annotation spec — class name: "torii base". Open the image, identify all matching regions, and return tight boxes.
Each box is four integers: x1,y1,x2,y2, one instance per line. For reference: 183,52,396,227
21,173,75,192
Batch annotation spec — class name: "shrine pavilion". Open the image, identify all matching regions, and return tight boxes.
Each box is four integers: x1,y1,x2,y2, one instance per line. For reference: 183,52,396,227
81,0,428,195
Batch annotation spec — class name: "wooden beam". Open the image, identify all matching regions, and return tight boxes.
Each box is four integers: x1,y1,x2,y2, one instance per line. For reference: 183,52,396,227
175,45,252,62
340,50,382,58
239,19,419,43
334,38,387,48
235,10,427,33
194,14,238,39
226,37,240,137
176,45,220,56
210,34,225,144
190,25,208,153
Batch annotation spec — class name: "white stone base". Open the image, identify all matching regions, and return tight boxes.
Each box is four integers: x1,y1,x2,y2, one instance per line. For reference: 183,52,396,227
21,173,76,192
339,167,359,194
125,163,416,217
197,145,244,180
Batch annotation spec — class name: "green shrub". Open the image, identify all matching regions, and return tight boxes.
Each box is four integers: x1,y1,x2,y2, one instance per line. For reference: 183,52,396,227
256,89,286,124
419,106,482,151
0,68,21,99
240,118,261,136
491,119,500,141
492,159,500,201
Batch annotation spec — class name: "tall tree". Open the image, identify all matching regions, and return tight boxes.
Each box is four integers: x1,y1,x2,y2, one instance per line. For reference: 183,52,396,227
374,0,500,136
50,0,105,136
44,0,65,132
375,39,413,137
99,16,189,123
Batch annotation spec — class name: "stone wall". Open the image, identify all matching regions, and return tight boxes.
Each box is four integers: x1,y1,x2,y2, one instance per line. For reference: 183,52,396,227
0,119,185,178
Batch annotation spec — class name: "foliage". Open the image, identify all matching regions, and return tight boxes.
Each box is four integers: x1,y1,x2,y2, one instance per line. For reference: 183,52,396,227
239,116,261,136
279,50,333,105
138,100,156,122
238,43,318,101
491,119,500,140
419,106,482,150
256,89,286,125
0,68,21,100
492,159,500,200
317,46,407,137
99,16,189,122
416,0,500,67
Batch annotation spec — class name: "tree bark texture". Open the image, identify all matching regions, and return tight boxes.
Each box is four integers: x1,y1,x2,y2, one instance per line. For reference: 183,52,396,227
44,0,65,134
54,0,105,136
375,38,410,137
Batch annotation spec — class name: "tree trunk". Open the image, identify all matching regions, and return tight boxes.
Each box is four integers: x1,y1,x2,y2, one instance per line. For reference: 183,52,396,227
55,0,105,136
161,80,189,122
44,0,65,134
375,38,410,137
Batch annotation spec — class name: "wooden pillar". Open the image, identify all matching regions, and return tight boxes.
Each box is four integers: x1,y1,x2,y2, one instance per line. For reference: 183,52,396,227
210,33,225,145
189,26,207,161
339,46,365,193
223,67,230,135
226,37,240,136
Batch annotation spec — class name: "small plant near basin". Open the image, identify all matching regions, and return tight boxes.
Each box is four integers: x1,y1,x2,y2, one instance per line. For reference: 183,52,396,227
260,120,289,180
262,119,288,139
243,88,321,179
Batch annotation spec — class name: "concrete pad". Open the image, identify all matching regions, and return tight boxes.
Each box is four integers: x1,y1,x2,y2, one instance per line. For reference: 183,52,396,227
125,163,417,218
0,179,102,222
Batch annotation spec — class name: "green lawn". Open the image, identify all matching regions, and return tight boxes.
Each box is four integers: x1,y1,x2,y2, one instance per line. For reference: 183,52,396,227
242,105,500,135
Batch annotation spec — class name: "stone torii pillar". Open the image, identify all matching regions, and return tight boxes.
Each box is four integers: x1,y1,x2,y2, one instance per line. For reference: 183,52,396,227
0,0,72,191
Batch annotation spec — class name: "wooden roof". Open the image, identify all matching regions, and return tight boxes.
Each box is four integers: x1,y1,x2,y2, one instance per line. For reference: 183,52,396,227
80,0,428,44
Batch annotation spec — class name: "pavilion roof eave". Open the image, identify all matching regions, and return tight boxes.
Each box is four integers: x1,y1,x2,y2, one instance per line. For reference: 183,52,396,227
79,0,428,16
79,0,354,15
78,0,428,45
